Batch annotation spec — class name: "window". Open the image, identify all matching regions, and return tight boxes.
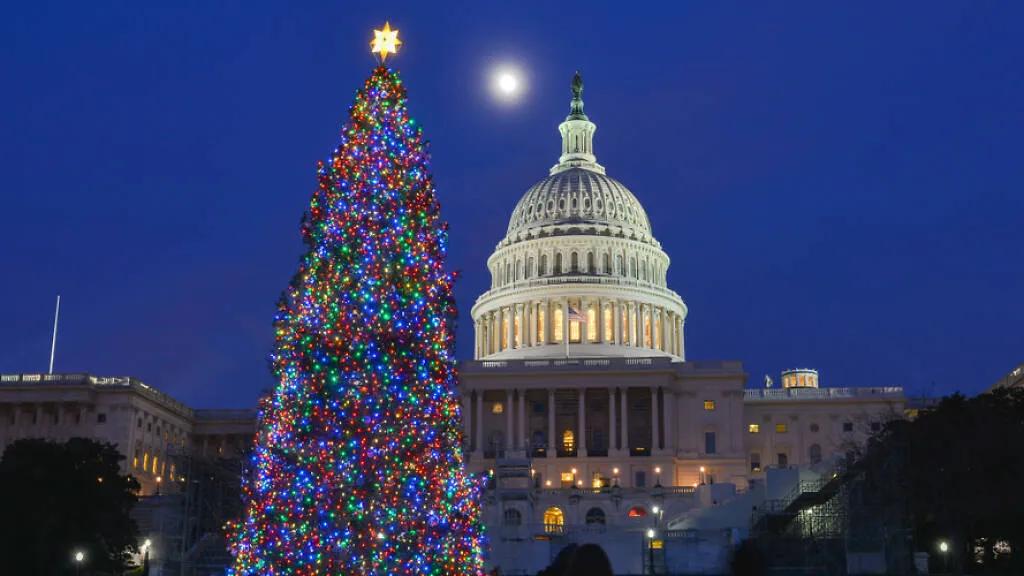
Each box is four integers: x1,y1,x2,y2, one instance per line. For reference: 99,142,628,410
491,402,504,415
603,306,613,341
143,452,149,471
152,456,158,474
501,314,509,349
750,453,761,472
748,423,760,433
569,300,582,342
503,508,522,526
536,306,546,343
562,430,575,453
809,423,820,433
704,400,716,411
137,418,142,428
777,453,788,468
96,413,107,424
585,507,606,525
809,444,822,465
560,472,574,488
543,507,564,533
775,423,788,433
704,432,716,455
843,422,854,432
634,471,646,488
554,253,563,273
552,308,564,343
587,304,598,342
627,506,647,518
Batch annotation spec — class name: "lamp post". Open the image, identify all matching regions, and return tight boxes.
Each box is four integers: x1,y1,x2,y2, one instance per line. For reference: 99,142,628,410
73,550,85,576
938,540,949,574
654,466,662,487
141,538,152,576
699,465,706,485
646,528,656,575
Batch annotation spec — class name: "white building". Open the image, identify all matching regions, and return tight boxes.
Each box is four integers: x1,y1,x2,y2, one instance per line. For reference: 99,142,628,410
460,74,905,574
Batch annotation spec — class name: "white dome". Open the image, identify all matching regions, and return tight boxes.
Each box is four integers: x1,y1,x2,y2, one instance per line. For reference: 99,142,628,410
506,168,652,242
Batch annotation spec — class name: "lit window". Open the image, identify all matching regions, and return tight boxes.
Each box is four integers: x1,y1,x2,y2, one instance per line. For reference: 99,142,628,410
501,313,509,350
543,507,564,533
587,304,598,342
569,300,582,342
560,472,574,487
603,306,613,341
536,306,546,343
562,430,575,453
143,452,149,471
651,539,664,550
775,423,788,433
491,402,504,415
552,308,564,343
704,400,715,411
748,424,760,433
750,453,761,472
152,456,158,474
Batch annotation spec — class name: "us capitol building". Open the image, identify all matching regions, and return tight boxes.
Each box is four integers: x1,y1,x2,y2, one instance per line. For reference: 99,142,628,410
0,74,906,574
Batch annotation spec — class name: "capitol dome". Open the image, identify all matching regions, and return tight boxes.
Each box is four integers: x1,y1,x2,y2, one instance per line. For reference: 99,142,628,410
505,168,653,244
471,72,687,361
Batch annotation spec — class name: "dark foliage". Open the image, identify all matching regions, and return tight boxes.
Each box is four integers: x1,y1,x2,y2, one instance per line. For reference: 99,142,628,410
853,388,1024,574
0,437,140,575
730,538,766,576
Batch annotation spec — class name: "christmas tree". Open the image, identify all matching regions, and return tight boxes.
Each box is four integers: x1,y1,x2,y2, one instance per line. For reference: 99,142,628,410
229,26,485,575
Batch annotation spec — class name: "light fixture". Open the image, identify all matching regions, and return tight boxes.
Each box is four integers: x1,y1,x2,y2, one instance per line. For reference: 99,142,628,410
646,529,655,538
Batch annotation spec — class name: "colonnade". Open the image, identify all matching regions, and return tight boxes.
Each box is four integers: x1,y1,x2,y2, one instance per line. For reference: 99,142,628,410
475,298,684,359
463,385,672,459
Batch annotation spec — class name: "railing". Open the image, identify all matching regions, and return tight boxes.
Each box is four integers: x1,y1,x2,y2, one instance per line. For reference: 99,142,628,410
462,357,743,372
0,373,194,415
744,386,904,401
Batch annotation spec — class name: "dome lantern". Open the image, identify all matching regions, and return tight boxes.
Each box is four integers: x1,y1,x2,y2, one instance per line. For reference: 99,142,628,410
552,72,605,176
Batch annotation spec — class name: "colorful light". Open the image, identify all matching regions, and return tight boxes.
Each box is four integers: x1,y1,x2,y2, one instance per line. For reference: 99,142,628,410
227,65,485,575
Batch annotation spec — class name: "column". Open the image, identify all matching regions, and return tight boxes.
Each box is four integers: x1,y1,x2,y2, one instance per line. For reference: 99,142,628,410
612,300,621,345
651,386,660,453
548,388,556,457
475,392,484,456
679,320,686,360
620,389,629,454
518,389,527,451
506,307,514,351
608,388,617,454
526,302,535,348
663,389,676,454
577,389,587,456
505,389,514,451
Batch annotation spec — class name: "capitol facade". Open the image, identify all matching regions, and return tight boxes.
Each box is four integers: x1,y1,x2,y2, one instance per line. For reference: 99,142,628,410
458,74,905,574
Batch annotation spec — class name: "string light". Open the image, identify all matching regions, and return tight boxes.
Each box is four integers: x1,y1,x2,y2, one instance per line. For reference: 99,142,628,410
227,64,485,575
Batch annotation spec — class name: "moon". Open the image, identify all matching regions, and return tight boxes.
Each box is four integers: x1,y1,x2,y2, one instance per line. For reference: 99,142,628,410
490,66,525,103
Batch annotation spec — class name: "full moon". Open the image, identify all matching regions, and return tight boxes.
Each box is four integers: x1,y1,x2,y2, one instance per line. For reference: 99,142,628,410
490,66,525,103
497,72,518,94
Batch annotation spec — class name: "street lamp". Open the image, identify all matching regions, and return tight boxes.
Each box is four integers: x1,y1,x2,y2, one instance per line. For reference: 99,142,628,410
141,538,152,575
699,465,706,485
654,466,662,486
646,528,657,575
73,550,85,576
938,540,949,573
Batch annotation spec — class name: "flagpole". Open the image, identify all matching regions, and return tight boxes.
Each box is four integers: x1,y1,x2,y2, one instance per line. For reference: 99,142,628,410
48,295,61,374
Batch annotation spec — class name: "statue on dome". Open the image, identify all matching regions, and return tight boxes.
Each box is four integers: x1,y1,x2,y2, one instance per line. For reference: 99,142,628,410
570,71,586,118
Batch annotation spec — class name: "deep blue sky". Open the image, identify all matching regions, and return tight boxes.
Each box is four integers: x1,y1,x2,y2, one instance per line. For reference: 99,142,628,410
2,2,1021,408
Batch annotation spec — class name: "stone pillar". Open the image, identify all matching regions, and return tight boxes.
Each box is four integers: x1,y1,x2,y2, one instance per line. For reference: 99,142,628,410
505,389,514,451
506,307,514,351
577,389,587,456
679,320,686,360
651,386,660,453
526,302,535,348
561,299,570,345
612,300,621,345
548,388,556,457
663,389,675,453
608,388,617,454
621,389,629,453
518,389,527,450
475,391,484,456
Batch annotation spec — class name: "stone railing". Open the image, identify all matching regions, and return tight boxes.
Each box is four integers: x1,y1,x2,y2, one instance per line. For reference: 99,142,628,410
463,357,742,373
744,387,904,401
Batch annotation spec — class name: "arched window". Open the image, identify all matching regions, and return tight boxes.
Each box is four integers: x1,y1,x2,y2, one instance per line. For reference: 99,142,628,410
616,255,623,275
571,252,579,273
504,508,522,526
552,307,564,343
585,507,606,525
630,257,637,278
543,507,564,533
554,253,563,274
527,257,535,279
809,444,822,465
587,252,595,273
505,262,511,285
540,254,548,276
641,260,648,281
603,253,611,274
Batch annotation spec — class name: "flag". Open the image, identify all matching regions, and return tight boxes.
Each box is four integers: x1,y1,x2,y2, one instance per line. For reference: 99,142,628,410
568,306,586,323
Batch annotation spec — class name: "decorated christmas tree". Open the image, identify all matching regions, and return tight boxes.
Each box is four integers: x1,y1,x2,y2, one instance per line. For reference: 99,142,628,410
229,24,485,575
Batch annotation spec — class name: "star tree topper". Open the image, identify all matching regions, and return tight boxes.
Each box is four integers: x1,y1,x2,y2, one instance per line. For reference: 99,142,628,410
370,22,402,62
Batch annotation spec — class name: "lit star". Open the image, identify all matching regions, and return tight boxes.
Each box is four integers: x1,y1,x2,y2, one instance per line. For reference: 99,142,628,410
370,22,402,62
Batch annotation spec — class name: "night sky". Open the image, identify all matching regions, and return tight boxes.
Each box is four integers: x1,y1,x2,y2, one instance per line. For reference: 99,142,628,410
2,2,1021,408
